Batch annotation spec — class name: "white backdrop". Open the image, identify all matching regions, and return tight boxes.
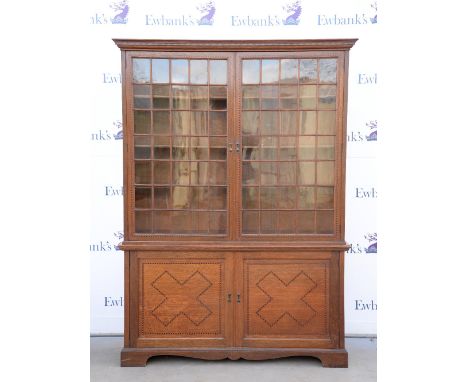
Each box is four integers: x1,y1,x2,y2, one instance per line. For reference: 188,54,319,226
89,0,378,335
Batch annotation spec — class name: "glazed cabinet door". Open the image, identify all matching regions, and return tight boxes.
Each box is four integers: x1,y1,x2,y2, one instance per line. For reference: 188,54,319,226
235,251,342,349
130,251,234,348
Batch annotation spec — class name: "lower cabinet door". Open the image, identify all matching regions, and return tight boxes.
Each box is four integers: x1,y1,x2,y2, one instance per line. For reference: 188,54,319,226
235,252,341,349
132,251,233,348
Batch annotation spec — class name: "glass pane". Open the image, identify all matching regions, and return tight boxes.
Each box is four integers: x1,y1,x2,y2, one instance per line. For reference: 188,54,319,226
316,210,334,233
133,59,150,83
209,162,227,185
278,211,296,233
299,85,317,109
172,162,190,185
191,187,210,209
242,187,259,209
319,59,337,84
210,86,227,110
210,187,227,209
280,59,298,83
300,59,317,83
210,136,227,160
260,187,277,209
152,85,170,109
172,85,190,109
243,211,259,233
318,111,336,135
261,137,277,160
242,111,260,135
210,60,227,85
278,187,296,209
152,59,169,83
242,86,259,110
173,136,189,160
298,162,315,185
280,85,297,98
210,211,226,234
135,187,151,208
261,111,278,135
262,60,279,84
153,111,170,134
210,112,227,135
316,187,334,209
260,162,277,185
134,111,151,134
318,85,336,109
153,210,171,233
191,137,209,160
317,136,335,160
135,211,152,233
262,85,279,98
298,186,315,209
192,211,209,233
172,111,190,135
298,136,315,160
134,136,151,159
154,187,170,208
242,162,259,185
278,162,296,184
242,60,260,84
153,161,170,184
279,137,296,160
300,111,317,135
280,111,297,135
173,186,191,209
317,161,334,185
297,211,315,233
135,161,151,184
154,136,170,159
171,59,189,83
191,111,208,135
153,96,169,109
242,136,260,160
261,211,277,233
191,86,208,110
134,97,151,109
172,211,192,233
190,162,209,185
279,98,297,109
134,84,151,96
190,60,208,84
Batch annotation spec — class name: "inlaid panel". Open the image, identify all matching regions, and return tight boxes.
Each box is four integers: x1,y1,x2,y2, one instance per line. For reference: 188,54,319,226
132,58,229,235
245,260,329,337
140,260,224,336
241,58,337,235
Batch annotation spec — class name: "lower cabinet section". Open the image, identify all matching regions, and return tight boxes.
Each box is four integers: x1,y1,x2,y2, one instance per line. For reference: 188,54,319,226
123,249,346,367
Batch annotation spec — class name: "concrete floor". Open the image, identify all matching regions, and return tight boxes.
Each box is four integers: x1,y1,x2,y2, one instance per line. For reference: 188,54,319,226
91,337,376,382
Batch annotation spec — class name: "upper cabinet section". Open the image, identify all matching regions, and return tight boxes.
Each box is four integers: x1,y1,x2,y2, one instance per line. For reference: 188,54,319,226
115,40,356,241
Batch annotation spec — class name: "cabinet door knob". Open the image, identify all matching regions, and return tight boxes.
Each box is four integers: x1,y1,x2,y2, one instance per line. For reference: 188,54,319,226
237,293,241,303
227,293,232,303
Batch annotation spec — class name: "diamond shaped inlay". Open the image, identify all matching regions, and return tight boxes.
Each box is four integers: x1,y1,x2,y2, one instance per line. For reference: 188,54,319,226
256,271,317,327
151,270,213,327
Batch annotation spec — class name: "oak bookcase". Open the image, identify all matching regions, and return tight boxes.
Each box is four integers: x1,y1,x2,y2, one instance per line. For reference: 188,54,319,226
114,39,356,367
